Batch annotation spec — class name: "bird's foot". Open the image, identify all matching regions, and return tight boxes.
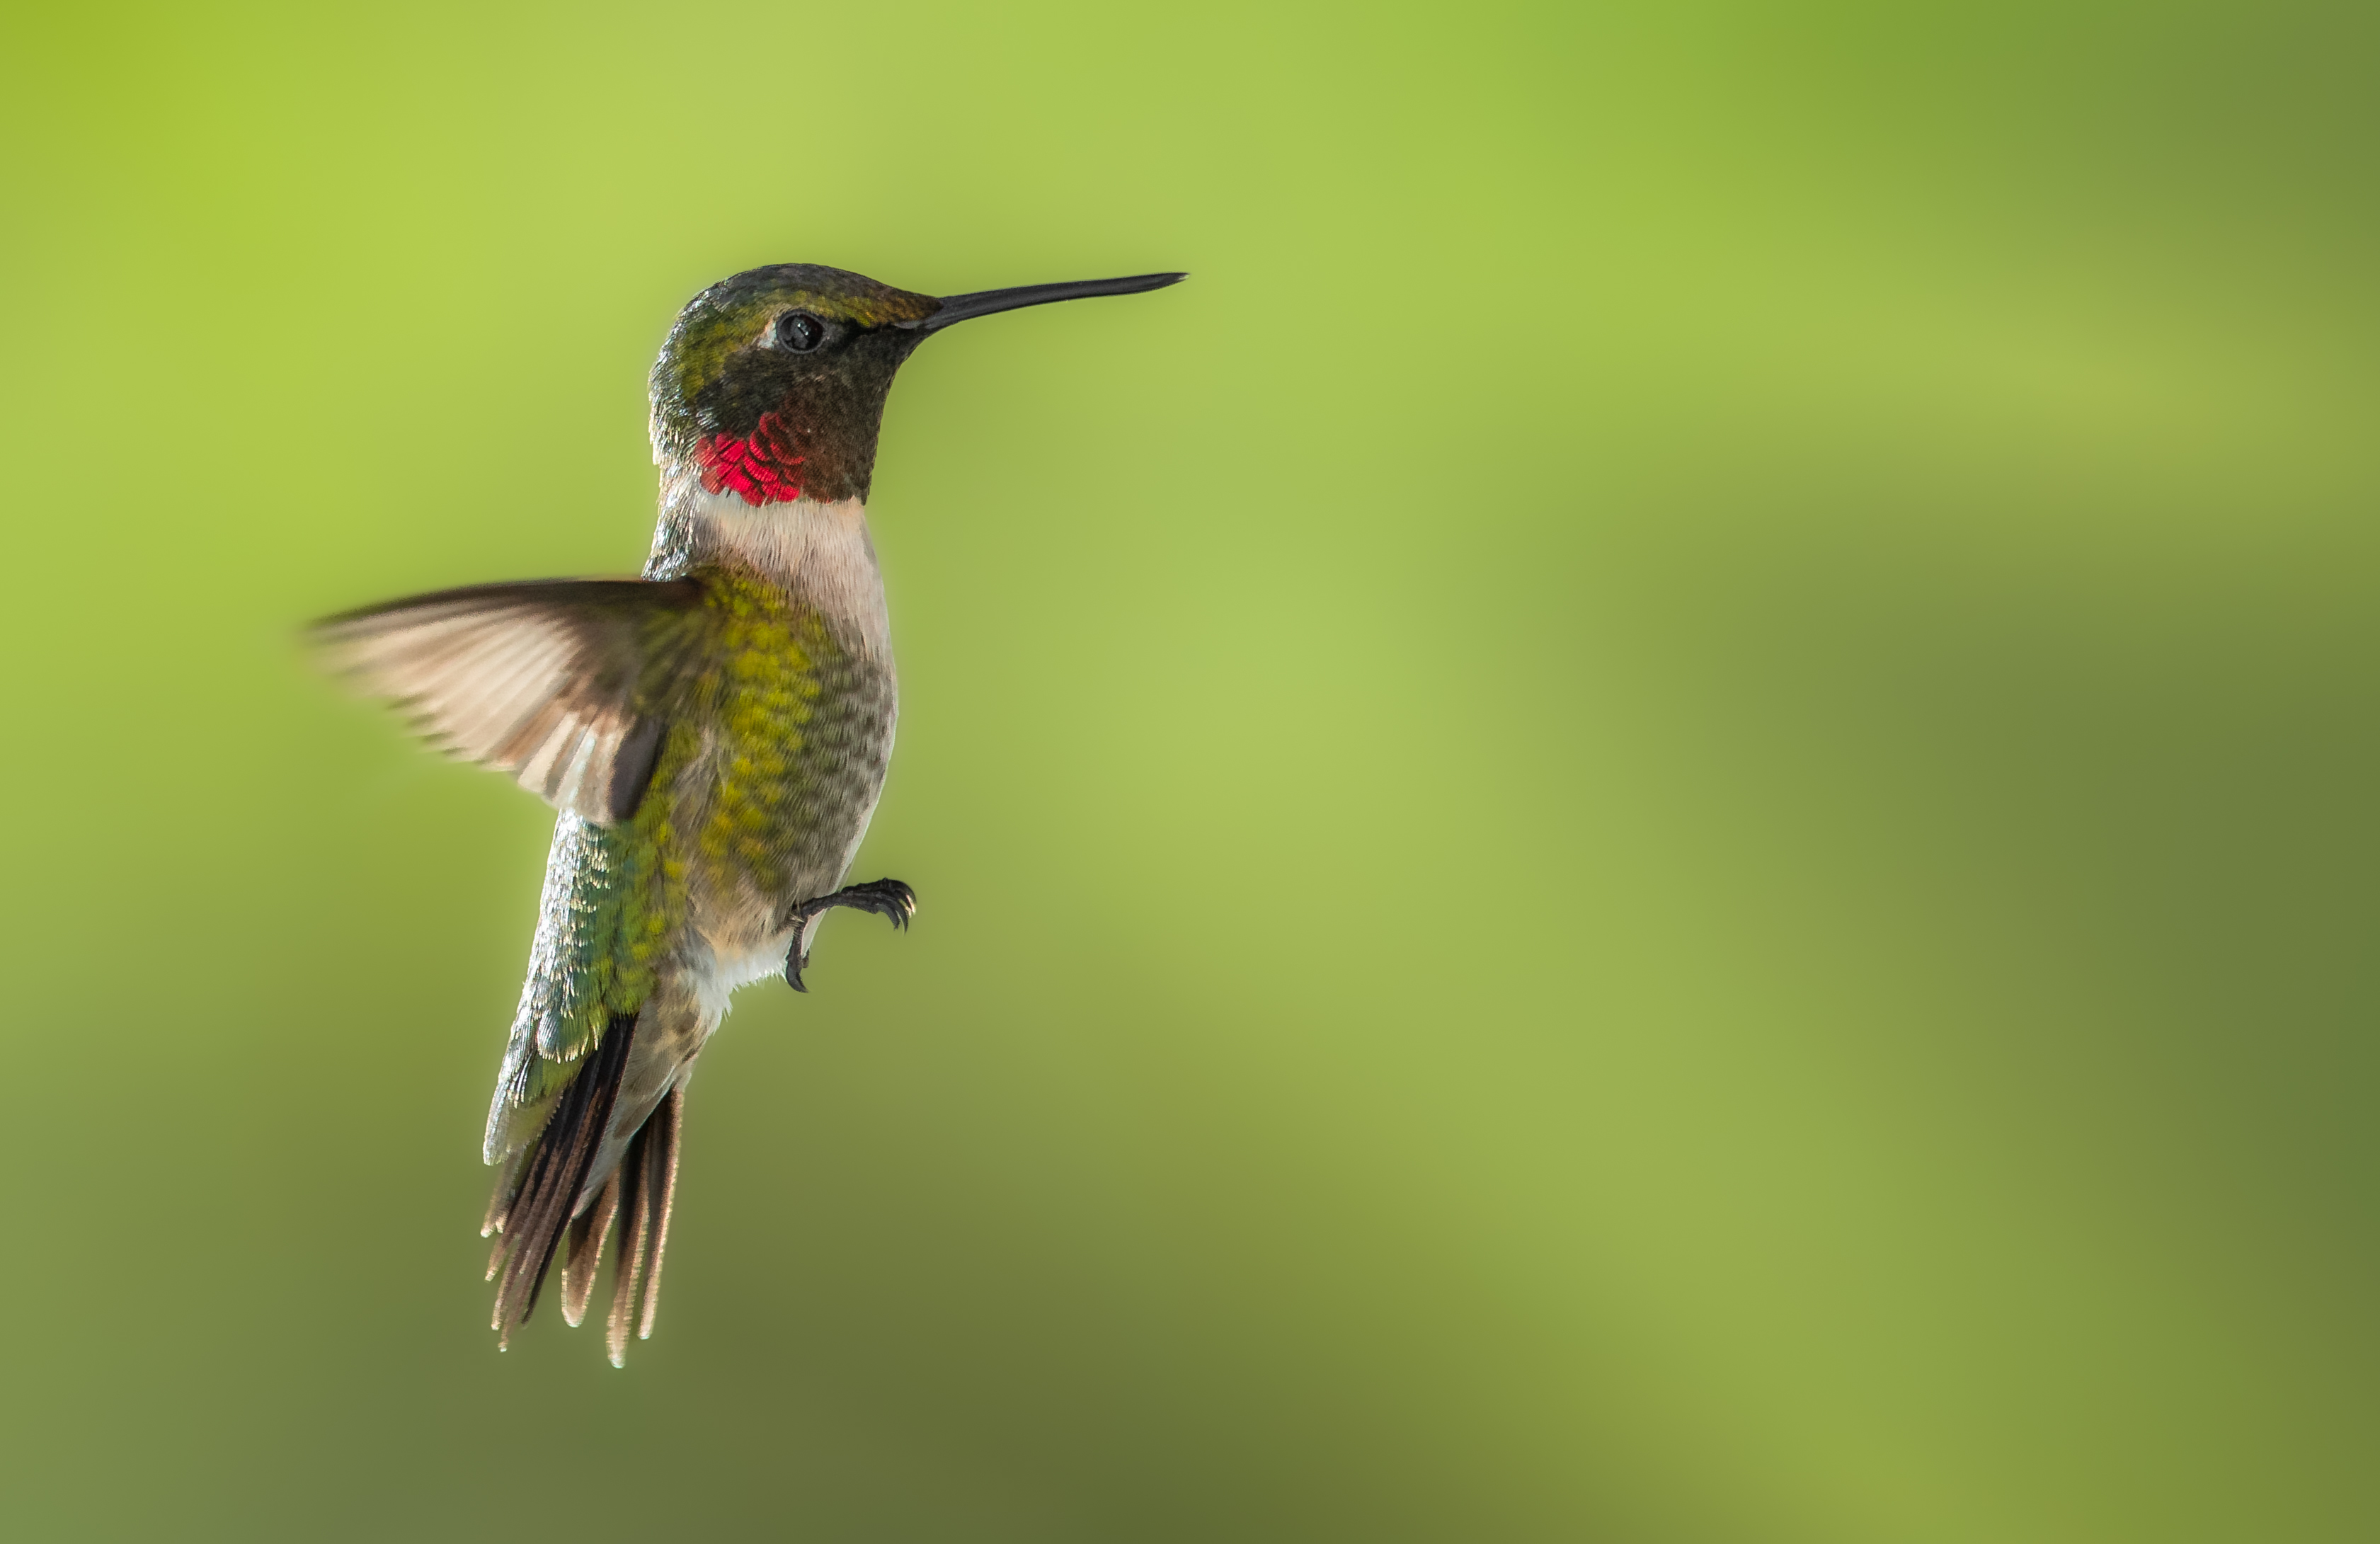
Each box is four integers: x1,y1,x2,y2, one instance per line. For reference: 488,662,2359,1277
784,879,917,991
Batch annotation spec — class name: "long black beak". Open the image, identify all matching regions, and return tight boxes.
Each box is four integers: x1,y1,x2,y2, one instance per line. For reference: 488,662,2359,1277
899,272,1186,332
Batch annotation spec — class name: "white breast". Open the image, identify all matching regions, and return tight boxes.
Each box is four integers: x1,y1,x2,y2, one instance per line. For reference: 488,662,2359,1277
654,488,893,661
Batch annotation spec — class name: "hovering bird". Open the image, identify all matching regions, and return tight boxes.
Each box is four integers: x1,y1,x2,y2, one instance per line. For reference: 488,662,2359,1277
317,263,1182,1363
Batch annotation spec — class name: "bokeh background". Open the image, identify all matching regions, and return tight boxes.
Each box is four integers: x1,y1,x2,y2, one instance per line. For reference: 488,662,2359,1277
4,1,2378,1538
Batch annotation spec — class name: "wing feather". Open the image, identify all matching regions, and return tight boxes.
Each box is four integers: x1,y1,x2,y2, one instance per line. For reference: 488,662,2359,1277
314,578,709,824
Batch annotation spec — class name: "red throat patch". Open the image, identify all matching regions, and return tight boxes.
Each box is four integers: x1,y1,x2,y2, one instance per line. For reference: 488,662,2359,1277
695,411,805,505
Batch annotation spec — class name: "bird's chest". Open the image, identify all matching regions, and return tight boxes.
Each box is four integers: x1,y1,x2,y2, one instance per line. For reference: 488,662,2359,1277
683,604,895,889
655,494,899,932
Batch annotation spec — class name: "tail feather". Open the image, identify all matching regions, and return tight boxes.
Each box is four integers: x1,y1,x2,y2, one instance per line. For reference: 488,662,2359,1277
639,1085,684,1342
559,1167,623,1327
606,1085,684,1367
607,1134,650,1366
487,1012,638,1346
481,1146,527,1243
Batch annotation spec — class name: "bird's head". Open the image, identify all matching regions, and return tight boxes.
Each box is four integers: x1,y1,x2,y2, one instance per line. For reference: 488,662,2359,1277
650,263,1183,506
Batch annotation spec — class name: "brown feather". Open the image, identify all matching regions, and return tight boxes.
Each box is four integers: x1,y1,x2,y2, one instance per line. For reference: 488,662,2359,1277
312,578,709,825
488,1012,638,1346
605,1084,685,1367
559,1167,623,1328
480,1145,527,1243
605,1121,651,1367
639,1085,685,1343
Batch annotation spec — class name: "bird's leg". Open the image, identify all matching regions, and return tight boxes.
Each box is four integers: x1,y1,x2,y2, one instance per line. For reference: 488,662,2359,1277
784,879,917,991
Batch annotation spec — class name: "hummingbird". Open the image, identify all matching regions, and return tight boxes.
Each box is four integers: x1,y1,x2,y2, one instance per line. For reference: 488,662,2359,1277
316,263,1182,1363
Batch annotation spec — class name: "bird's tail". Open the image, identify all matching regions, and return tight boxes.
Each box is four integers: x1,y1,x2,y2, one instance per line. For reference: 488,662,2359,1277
481,1014,684,1365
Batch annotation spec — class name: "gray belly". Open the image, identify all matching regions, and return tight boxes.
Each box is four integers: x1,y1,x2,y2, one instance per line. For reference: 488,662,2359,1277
680,636,898,963
770,639,899,906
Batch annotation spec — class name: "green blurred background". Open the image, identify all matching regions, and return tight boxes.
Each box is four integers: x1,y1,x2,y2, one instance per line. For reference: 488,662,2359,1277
3,1,2377,1538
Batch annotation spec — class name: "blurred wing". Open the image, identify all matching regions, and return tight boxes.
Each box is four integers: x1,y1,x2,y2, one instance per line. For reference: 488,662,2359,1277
314,577,709,823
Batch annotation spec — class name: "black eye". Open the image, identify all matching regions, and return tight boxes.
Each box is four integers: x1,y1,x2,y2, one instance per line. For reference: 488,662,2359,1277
775,311,825,352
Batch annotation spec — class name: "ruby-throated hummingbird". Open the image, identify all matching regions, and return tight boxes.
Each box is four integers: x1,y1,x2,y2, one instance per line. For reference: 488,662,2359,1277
317,263,1182,1363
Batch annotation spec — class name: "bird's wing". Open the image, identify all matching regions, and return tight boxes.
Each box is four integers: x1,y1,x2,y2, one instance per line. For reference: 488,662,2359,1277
313,577,711,823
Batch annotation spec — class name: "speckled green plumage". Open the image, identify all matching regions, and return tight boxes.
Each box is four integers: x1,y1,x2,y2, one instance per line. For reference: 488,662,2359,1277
488,563,891,1164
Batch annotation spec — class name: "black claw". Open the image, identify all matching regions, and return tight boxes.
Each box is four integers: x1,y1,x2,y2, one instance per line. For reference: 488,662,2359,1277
833,879,916,931
781,879,916,992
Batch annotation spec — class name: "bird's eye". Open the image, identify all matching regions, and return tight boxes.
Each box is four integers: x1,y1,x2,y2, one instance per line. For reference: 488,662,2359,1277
775,311,826,352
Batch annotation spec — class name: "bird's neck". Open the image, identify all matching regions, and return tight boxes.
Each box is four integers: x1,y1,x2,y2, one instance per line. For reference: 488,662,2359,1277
643,480,891,662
